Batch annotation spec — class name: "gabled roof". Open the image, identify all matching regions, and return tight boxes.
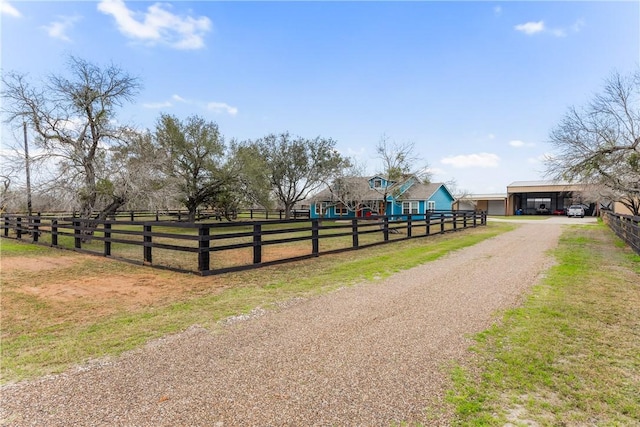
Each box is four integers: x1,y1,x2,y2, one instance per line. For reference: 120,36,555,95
402,182,451,200
311,176,450,202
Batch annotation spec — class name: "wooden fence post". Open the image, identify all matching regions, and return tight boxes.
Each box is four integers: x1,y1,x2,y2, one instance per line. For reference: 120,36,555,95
426,213,431,235
130,211,135,221
73,220,81,248
52,219,58,246
16,217,22,239
32,217,40,242
383,217,389,241
352,219,359,248
4,216,10,237
440,214,445,234
143,224,152,265
312,220,319,256
407,216,412,238
453,212,458,231
253,224,262,264
198,225,210,272
104,223,111,256
473,212,477,227
463,212,468,229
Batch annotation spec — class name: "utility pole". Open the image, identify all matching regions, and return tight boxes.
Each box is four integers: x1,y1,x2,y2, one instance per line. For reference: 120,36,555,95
23,121,33,217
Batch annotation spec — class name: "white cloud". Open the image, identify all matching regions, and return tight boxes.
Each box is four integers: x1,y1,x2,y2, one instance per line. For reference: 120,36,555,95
493,6,502,16
207,102,238,116
97,0,212,50
142,101,172,109
514,21,545,35
172,94,188,103
509,140,536,148
441,153,500,168
0,0,21,17
515,19,584,38
42,15,81,42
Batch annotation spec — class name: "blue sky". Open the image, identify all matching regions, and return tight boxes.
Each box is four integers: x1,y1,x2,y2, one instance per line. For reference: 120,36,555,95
1,0,639,194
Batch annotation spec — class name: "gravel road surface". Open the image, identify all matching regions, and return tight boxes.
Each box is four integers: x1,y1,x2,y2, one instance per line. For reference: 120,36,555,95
1,221,570,426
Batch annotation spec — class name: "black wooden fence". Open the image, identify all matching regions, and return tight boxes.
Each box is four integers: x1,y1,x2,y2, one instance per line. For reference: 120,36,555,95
8,208,310,222
603,211,640,255
1,211,486,275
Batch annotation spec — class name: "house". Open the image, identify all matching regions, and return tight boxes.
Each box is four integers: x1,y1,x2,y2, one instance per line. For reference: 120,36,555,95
310,175,455,219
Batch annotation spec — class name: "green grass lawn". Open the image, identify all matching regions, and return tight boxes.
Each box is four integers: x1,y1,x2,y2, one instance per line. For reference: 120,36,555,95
447,222,640,426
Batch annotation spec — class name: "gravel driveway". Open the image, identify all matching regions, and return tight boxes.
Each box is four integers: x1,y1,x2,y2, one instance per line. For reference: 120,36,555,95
1,221,570,426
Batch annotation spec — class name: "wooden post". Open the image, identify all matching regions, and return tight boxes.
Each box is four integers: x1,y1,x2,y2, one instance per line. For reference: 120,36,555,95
352,219,359,248
143,224,152,265
198,225,210,272
52,219,58,246
312,220,319,256
453,212,457,231
253,224,262,264
32,216,40,242
16,217,22,239
440,214,445,234
463,212,468,228
155,210,159,221
130,211,135,221
104,223,111,256
473,212,477,228
383,217,389,241
74,220,81,248
4,216,9,237
407,216,412,238
426,213,431,235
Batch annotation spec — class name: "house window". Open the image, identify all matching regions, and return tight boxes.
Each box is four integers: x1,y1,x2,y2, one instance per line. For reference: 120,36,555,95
315,202,327,216
402,201,419,215
335,203,348,215
373,178,383,188
427,200,436,211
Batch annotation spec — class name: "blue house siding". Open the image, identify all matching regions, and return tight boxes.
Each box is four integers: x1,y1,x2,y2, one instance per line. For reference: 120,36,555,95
310,179,455,220
429,186,455,211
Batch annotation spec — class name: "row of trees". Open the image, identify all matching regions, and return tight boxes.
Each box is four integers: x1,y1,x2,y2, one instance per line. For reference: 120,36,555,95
1,56,427,222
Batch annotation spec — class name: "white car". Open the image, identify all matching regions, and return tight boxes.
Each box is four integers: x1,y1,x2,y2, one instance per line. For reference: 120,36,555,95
567,205,585,218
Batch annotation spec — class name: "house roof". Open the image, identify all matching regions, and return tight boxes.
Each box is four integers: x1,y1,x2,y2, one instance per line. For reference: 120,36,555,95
507,180,571,187
311,177,449,202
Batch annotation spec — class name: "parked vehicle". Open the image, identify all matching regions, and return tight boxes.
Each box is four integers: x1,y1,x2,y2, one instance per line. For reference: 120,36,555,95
567,205,585,218
552,208,566,215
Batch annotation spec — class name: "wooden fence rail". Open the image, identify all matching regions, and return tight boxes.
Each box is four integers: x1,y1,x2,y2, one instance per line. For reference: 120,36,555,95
603,211,640,255
1,211,486,275
4,208,310,221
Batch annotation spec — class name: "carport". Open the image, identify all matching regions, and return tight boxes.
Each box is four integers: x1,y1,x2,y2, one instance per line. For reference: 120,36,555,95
506,180,594,216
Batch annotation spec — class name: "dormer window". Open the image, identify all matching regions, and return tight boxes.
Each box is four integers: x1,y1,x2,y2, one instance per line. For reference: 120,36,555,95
373,178,383,188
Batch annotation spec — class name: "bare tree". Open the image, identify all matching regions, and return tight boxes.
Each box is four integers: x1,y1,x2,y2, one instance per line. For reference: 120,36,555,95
1,56,141,219
546,69,640,215
323,160,380,215
373,134,431,214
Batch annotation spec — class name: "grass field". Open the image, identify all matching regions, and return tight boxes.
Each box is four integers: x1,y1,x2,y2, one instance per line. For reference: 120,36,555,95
0,221,511,384
447,221,640,426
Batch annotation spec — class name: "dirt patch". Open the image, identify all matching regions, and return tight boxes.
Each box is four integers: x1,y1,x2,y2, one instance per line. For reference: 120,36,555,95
21,274,169,305
1,256,78,273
